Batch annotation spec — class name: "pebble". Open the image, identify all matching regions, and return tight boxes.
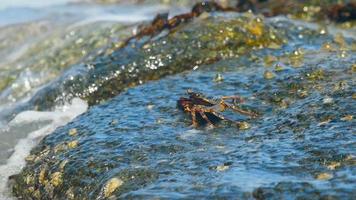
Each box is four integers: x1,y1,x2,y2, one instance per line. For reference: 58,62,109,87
68,128,77,136
103,177,124,198
315,172,333,180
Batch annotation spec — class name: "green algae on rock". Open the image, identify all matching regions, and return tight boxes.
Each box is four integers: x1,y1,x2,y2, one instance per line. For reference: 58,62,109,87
20,11,284,112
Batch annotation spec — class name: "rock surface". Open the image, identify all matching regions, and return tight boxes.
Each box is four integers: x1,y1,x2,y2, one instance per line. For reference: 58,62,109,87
10,7,356,199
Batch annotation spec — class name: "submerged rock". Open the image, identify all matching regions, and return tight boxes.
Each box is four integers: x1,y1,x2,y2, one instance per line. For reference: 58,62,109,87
10,6,356,198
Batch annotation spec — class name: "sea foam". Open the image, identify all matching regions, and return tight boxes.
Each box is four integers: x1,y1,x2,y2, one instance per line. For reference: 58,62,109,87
0,98,87,199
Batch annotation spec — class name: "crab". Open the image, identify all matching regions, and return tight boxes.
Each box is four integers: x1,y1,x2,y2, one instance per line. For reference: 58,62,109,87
177,90,258,128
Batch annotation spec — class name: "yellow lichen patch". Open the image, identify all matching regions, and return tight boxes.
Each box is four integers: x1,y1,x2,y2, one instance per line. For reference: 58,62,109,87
246,18,264,37
67,140,78,149
264,71,275,79
352,64,356,73
341,115,353,121
353,93,356,100
68,128,77,136
51,172,63,187
327,162,341,170
239,122,250,130
25,175,35,185
315,172,333,180
306,69,324,81
103,177,124,198
216,165,229,172
39,167,47,185
54,143,67,154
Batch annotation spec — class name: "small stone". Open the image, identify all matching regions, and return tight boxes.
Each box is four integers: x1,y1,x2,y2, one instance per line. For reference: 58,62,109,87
274,63,284,72
298,90,308,98
110,119,118,125
68,128,77,136
103,177,124,198
264,71,275,79
353,93,356,99
315,172,333,180
198,12,210,20
25,155,36,162
147,104,154,110
340,115,353,121
51,172,63,187
318,27,327,35
239,122,250,130
317,119,331,126
323,97,333,104
321,42,333,51
340,50,347,58
216,165,229,172
213,73,224,82
67,140,78,149
278,99,289,109
327,162,341,170
352,64,356,73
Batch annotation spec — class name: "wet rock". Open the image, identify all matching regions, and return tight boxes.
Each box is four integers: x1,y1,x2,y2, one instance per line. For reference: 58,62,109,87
14,8,284,116
9,3,356,200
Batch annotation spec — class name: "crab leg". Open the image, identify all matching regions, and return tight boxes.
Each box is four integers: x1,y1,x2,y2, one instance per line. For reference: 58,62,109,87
190,106,199,127
207,109,243,126
223,102,258,118
197,109,215,127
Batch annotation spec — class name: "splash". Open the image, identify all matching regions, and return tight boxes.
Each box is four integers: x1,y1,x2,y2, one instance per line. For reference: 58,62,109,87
0,98,87,199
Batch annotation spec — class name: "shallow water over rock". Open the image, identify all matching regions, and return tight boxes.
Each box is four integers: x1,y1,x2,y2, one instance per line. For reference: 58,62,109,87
10,12,356,198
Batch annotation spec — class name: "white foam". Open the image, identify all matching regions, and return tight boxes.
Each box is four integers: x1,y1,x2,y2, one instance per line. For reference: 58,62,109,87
0,98,87,199
0,0,76,10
